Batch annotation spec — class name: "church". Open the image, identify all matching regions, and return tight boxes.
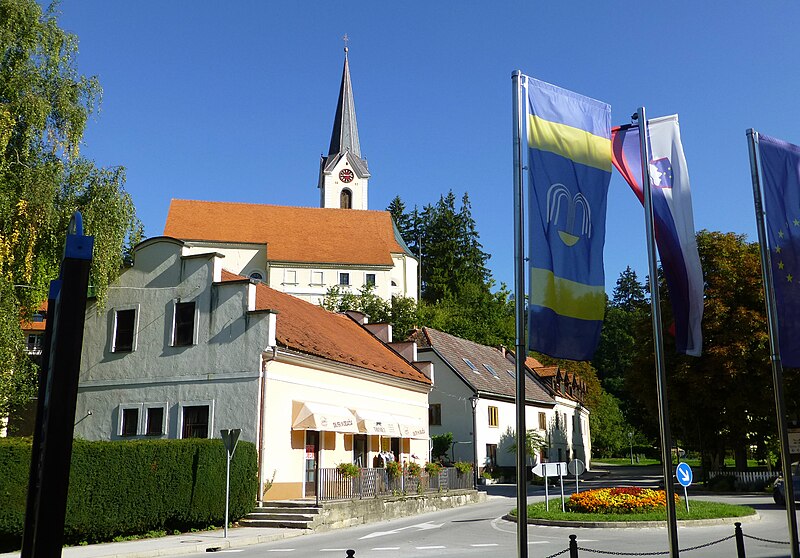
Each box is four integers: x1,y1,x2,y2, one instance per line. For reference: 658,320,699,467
163,47,418,305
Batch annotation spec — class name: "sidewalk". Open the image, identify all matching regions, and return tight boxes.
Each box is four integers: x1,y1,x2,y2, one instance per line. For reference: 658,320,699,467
0,526,309,558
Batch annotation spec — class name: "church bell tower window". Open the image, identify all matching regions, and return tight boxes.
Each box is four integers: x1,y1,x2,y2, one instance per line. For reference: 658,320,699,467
340,188,352,209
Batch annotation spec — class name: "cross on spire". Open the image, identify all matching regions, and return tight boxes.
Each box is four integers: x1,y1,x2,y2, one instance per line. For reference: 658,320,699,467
343,33,349,54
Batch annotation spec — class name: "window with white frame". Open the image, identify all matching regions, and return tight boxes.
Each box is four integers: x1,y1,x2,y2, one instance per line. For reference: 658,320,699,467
145,404,167,436
179,402,213,439
284,269,297,284
118,403,142,437
172,300,196,347
310,270,324,285
365,273,376,287
112,307,138,352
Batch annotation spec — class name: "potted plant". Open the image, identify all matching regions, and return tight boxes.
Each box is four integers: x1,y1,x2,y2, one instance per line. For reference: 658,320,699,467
386,460,402,479
454,461,473,476
336,462,361,479
425,461,443,476
407,461,422,478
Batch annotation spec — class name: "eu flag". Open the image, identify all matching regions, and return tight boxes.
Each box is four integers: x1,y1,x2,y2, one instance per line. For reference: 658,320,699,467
525,77,611,361
760,134,800,367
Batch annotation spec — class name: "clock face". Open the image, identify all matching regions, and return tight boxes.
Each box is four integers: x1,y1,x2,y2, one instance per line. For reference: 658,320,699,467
339,169,354,183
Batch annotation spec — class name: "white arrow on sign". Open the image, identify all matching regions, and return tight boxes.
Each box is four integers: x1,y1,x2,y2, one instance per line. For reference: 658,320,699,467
360,521,444,540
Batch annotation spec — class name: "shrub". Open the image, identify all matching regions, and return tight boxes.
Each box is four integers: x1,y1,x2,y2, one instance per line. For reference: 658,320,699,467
706,474,736,492
336,463,361,478
425,462,443,476
386,460,402,479
0,438,257,551
406,462,422,478
454,461,473,475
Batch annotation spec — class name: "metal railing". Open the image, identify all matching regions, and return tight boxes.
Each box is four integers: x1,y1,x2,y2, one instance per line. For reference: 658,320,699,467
317,466,473,502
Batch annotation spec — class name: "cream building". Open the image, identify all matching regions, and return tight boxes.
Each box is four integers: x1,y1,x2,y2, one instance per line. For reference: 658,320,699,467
75,237,431,500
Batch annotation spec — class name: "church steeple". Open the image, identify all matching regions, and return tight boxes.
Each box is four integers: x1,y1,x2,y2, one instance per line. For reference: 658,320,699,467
319,39,370,210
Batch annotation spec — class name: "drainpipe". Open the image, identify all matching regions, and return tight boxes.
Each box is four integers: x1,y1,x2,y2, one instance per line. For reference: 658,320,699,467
470,394,479,488
258,346,278,501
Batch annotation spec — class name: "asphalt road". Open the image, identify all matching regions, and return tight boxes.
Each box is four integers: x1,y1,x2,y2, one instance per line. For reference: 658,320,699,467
197,465,799,558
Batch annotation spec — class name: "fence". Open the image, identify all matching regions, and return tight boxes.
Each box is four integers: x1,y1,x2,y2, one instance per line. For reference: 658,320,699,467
335,522,793,557
317,466,473,502
707,469,778,490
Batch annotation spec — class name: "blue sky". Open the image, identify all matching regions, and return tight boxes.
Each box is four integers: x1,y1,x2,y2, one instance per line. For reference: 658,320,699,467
53,0,800,293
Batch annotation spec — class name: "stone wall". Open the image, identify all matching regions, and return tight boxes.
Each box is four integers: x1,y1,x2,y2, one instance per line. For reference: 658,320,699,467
317,490,486,532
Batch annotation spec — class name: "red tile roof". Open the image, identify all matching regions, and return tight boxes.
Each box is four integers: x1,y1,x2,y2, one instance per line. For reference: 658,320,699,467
219,270,429,385
21,301,48,332
165,199,408,266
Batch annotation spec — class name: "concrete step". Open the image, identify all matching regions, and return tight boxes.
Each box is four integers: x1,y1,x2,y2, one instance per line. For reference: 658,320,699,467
246,512,318,522
256,500,318,508
239,518,314,529
252,506,320,515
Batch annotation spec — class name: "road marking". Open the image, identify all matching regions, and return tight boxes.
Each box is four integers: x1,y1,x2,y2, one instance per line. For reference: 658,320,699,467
216,551,244,553
360,521,444,540
320,549,349,552
471,543,499,547
371,548,400,551
415,546,446,550
528,541,549,544
267,550,295,553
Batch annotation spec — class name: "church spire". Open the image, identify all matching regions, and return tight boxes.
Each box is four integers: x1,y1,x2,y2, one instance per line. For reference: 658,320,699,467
328,41,361,157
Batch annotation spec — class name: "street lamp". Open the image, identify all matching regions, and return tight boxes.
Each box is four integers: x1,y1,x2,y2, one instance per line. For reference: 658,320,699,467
470,395,479,488
628,431,634,465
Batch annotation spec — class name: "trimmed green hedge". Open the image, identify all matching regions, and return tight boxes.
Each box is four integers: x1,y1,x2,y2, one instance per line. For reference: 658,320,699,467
0,438,257,550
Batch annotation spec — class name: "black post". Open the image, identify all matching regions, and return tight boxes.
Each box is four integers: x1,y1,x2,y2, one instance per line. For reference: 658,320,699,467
735,522,746,558
569,534,579,558
346,550,355,557
21,214,93,558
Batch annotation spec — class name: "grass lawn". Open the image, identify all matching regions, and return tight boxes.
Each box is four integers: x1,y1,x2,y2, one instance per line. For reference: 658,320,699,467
512,499,756,522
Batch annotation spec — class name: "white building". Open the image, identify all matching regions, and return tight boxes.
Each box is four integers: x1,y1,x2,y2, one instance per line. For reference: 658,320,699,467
75,236,432,500
412,328,591,476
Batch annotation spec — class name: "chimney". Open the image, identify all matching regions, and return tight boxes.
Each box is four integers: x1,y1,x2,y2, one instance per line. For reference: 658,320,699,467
364,322,392,343
344,310,369,325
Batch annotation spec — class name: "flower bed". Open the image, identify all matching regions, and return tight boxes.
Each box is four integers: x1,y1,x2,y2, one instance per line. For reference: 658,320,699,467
567,487,680,514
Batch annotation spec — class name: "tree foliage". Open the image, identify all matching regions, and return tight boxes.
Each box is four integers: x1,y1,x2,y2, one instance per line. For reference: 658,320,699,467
0,0,141,417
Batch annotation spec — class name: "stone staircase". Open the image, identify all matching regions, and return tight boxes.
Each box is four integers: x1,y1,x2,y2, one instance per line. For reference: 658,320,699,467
239,501,322,529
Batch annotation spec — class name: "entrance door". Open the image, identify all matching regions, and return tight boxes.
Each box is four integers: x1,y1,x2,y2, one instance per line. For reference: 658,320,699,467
354,434,367,468
304,431,319,498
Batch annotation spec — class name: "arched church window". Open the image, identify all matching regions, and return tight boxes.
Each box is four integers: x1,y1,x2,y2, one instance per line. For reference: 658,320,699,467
340,188,352,209
249,271,264,282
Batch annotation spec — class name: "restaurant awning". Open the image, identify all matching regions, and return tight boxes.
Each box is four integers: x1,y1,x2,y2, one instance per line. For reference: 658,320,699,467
394,415,428,439
352,409,401,437
291,401,359,433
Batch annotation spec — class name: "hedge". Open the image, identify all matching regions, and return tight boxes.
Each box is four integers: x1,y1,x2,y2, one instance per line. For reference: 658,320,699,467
0,437,257,551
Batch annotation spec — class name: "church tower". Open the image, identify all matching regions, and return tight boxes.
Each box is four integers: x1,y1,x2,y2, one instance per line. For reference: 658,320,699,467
319,45,370,210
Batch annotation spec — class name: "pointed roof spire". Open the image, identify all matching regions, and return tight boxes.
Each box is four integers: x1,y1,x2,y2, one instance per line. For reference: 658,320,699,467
328,38,361,158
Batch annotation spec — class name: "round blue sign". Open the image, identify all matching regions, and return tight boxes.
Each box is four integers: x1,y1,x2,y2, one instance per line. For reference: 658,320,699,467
676,462,693,487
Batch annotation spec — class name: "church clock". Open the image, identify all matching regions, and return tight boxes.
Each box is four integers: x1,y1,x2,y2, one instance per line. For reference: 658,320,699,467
339,169,354,183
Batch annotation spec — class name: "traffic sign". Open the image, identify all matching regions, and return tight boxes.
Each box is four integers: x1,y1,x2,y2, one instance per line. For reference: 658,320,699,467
568,459,585,476
221,428,241,456
531,462,567,477
676,462,693,487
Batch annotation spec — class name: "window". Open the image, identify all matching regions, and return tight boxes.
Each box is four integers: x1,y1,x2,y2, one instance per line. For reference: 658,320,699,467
488,406,499,427
365,273,376,287
340,188,352,209
27,334,42,351
486,444,498,468
145,406,166,436
484,364,499,378
173,301,196,346
121,407,139,437
574,415,580,432
463,358,479,373
311,271,324,285
181,405,210,438
113,308,136,352
538,412,547,430
339,272,350,286
506,369,515,380
429,404,442,426
284,269,297,284
249,271,264,282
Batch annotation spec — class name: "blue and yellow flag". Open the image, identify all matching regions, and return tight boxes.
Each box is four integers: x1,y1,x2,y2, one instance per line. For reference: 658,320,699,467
526,76,611,361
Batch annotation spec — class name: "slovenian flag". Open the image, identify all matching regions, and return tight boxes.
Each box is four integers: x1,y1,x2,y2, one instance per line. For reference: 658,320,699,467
611,115,703,356
525,76,612,361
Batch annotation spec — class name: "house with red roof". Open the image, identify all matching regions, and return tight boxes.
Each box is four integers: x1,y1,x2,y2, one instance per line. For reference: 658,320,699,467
75,236,431,500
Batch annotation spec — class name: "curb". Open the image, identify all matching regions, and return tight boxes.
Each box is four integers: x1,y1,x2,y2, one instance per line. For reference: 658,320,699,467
502,511,760,529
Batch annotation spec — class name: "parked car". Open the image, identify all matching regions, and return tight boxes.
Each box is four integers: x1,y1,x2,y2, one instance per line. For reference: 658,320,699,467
773,462,800,505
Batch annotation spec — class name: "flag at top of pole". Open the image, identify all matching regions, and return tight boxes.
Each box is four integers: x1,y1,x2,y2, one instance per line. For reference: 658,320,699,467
611,115,703,357
759,134,800,367
525,76,612,361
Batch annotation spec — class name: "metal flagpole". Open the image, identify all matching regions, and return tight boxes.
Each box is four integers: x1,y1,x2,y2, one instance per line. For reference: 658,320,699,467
636,107,679,557
746,129,800,558
512,69,529,558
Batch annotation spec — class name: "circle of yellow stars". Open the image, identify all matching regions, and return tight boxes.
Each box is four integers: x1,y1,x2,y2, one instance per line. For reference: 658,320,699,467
774,217,800,283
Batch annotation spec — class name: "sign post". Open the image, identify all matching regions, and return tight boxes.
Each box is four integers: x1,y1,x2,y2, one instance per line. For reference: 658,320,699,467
676,462,693,513
532,462,568,511
221,429,241,538
568,459,585,495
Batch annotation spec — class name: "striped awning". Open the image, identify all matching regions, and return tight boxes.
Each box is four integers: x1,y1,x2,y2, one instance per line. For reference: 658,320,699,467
291,401,359,433
353,409,401,437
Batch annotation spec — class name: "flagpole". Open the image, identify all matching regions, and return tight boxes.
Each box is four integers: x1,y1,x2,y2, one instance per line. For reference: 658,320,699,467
636,107,679,558
746,129,800,558
512,69,529,558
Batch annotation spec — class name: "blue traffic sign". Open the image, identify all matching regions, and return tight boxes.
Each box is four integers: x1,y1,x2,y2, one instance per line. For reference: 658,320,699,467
676,462,693,487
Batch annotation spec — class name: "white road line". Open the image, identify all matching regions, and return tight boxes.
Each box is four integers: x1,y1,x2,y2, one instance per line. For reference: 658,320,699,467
470,543,499,547
415,546,446,550
266,550,295,553
216,551,245,553
371,548,400,551
320,550,350,553
528,541,549,544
